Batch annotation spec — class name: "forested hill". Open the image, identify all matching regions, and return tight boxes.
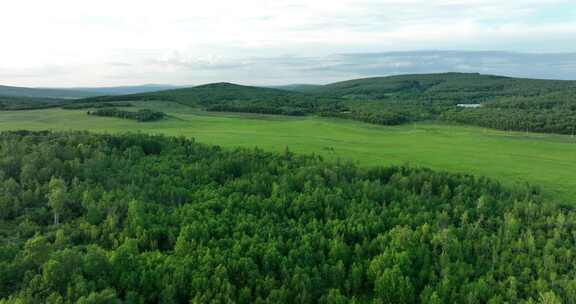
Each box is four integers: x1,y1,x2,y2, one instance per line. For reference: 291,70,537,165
83,82,339,115
307,73,576,134
1,131,575,303
305,72,576,102
133,82,314,106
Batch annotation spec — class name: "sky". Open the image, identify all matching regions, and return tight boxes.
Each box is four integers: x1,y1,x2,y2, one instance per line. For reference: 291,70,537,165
1,0,576,87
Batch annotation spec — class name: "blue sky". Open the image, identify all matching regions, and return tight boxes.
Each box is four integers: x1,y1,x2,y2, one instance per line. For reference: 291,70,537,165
0,0,575,86
526,3,576,23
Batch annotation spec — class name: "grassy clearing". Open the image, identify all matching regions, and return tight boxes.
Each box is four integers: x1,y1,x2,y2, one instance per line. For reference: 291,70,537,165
1,100,575,202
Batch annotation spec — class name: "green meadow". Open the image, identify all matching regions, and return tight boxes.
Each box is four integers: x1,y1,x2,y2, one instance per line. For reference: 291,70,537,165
1,101,575,202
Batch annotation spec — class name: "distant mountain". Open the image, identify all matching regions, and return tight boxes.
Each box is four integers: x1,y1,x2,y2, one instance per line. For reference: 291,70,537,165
0,84,189,99
63,84,189,95
0,85,98,99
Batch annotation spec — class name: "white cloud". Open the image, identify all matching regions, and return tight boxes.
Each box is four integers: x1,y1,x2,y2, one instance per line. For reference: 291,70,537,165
0,0,574,86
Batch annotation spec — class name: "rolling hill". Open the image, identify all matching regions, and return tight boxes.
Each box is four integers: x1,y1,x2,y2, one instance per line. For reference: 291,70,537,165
304,73,576,134
136,82,312,106
7,72,576,134
306,72,576,102
83,82,337,115
84,72,576,109
87,82,315,104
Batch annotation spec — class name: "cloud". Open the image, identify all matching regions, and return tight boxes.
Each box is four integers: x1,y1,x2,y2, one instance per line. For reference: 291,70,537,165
139,50,576,85
3,50,576,87
153,50,253,70
0,0,575,85
108,62,133,67
293,51,576,80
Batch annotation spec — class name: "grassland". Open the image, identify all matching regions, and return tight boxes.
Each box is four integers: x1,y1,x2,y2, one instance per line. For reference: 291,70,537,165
0,100,575,202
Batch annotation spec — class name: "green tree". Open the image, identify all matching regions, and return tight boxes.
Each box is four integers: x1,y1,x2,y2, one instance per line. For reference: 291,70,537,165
374,267,415,304
47,177,67,225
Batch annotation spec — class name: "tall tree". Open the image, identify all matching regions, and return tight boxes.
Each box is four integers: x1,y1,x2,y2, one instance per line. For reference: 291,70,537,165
47,177,67,225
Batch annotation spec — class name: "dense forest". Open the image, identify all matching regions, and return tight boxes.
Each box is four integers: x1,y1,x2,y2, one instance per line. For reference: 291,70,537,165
0,131,574,303
307,73,576,134
0,96,65,111
87,108,166,122
206,104,306,116
0,97,131,112
318,110,409,126
441,92,576,135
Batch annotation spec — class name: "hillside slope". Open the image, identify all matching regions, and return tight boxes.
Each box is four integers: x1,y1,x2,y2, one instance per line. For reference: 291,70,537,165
84,82,338,115
309,73,576,134
311,72,576,102
137,82,311,105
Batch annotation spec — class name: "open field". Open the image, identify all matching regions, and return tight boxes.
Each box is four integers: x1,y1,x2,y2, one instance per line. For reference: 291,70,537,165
1,100,575,202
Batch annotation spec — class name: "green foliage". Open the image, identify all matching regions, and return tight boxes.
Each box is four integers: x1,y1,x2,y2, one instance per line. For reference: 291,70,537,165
442,92,576,134
311,73,576,134
88,108,165,122
206,104,307,116
61,102,133,110
0,131,575,303
47,177,67,225
319,110,408,126
0,95,65,110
